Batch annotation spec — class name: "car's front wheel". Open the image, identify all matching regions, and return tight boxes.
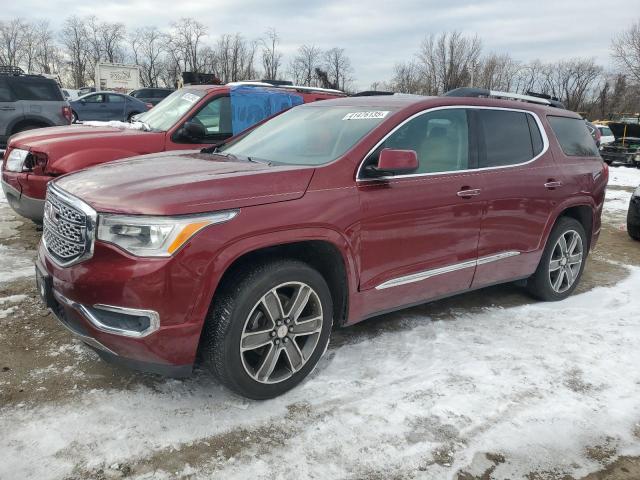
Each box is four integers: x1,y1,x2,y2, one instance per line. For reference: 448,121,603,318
201,260,333,399
527,217,587,301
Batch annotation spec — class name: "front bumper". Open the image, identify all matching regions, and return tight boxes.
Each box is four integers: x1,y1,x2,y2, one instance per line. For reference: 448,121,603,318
36,239,208,376
2,179,45,222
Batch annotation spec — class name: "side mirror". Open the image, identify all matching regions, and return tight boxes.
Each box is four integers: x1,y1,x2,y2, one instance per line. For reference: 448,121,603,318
179,121,206,142
367,148,418,177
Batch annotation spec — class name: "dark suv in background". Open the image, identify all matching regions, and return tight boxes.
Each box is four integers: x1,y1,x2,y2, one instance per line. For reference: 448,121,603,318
129,88,174,106
0,68,72,148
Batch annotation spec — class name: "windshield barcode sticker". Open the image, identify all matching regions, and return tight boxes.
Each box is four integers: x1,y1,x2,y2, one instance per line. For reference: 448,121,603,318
342,111,390,120
181,93,200,104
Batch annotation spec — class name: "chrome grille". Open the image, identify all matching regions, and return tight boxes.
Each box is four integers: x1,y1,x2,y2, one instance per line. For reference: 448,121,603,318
43,186,95,266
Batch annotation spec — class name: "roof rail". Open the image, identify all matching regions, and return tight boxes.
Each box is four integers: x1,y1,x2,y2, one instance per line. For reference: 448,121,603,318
443,87,566,109
226,81,345,95
352,91,395,97
0,65,25,76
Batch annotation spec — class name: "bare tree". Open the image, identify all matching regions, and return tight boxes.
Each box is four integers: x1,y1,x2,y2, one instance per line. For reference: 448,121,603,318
130,27,167,87
60,16,91,88
34,21,62,75
540,58,603,111
323,47,353,91
611,19,640,84
169,18,207,72
390,60,427,94
215,33,258,83
474,53,520,91
289,44,321,86
418,31,482,94
0,18,28,67
261,28,281,80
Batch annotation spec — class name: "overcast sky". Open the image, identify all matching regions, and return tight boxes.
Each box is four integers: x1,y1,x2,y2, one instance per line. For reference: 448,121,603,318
4,0,636,88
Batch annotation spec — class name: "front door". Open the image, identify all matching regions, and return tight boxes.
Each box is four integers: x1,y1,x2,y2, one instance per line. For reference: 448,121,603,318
357,108,484,314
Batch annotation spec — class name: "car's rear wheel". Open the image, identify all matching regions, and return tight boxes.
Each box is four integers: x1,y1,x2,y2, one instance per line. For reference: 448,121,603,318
526,217,587,301
201,260,333,399
127,112,140,121
71,111,78,123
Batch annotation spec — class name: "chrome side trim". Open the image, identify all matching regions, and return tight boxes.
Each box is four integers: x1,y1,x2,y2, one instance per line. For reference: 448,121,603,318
375,250,521,290
53,290,160,338
356,105,550,182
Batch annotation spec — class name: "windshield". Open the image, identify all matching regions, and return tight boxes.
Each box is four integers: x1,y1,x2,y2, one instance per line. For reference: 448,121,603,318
222,106,395,165
135,89,205,131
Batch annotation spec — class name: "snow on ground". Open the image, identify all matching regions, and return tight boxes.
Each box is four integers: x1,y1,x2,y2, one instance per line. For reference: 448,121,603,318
2,267,640,480
607,165,640,189
0,184,35,283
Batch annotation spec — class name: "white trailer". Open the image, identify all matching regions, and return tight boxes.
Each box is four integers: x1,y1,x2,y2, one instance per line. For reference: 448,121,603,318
95,63,141,92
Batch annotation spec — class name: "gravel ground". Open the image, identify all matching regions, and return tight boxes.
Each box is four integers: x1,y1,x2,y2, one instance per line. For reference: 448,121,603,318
1,166,640,480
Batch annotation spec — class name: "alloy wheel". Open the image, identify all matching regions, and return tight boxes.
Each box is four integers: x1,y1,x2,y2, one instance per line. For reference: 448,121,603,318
240,282,323,384
548,230,583,293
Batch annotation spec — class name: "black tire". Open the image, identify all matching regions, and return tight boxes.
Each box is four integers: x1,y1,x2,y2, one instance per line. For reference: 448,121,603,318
201,260,333,399
526,217,587,301
12,123,45,134
127,112,140,121
71,111,78,123
628,209,640,241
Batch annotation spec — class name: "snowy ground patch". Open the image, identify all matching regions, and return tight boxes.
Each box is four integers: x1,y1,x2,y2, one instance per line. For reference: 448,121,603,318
608,165,640,189
2,266,640,480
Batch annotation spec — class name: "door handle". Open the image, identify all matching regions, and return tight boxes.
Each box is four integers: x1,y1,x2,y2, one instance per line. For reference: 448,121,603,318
457,188,481,198
544,180,563,189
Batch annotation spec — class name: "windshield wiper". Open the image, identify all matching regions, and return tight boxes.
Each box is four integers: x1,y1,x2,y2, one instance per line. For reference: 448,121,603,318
201,141,225,154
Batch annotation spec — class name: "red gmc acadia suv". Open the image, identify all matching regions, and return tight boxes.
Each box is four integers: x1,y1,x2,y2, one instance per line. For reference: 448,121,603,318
34,89,607,399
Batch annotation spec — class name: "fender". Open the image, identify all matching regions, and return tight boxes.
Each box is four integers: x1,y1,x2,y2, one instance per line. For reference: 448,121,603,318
189,227,360,330
538,195,596,252
47,148,142,174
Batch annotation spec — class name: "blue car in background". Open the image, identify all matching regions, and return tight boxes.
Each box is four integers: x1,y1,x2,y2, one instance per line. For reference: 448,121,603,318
69,92,151,123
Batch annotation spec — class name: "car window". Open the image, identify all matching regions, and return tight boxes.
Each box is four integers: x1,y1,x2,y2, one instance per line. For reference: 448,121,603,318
7,78,63,101
224,105,395,166
191,96,232,136
0,78,13,102
478,110,538,168
548,116,600,157
599,126,613,136
108,94,125,103
372,108,469,174
84,94,105,103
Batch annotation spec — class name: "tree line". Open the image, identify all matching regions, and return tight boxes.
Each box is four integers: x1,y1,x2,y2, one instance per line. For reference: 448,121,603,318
0,16,354,91
0,15,638,119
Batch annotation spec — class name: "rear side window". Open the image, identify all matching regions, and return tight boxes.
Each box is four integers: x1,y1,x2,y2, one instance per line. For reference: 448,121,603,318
547,116,599,157
478,110,540,168
0,78,12,102
7,78,63,101
108,94,125,103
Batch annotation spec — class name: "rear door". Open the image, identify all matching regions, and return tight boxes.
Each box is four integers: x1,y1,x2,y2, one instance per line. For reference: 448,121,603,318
471,107,564,288
0,77,20,141
357,107,484,310
107,94,127,120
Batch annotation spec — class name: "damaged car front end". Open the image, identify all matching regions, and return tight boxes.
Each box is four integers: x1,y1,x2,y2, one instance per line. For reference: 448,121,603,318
600,122,640,167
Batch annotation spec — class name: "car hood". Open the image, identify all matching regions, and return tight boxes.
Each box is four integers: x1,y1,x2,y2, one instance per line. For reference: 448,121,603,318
9,125,165,173
608,122,640,140
53,151,316,215
10,125,151,150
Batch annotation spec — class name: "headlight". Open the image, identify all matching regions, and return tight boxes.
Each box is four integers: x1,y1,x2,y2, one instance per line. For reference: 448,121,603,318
5,149,29,172
97,210,239,257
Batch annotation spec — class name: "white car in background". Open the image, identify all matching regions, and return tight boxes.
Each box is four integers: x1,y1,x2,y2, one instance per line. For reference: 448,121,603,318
595,124,615,145
62,88,80,100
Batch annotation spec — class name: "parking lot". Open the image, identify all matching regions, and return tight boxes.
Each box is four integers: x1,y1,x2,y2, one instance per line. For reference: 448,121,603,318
0,166,639,480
